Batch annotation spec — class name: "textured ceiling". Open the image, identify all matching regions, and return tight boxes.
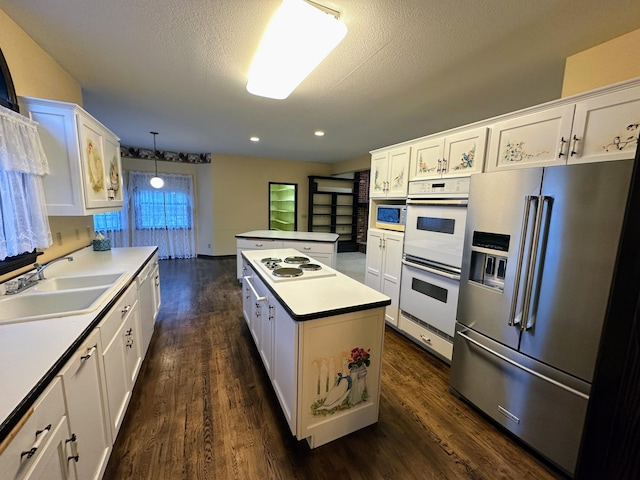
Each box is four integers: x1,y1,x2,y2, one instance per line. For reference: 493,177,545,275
2,0,640,163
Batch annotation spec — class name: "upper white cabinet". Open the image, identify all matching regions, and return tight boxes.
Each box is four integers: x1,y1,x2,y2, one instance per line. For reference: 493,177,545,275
569,84,640,164
370,146,411,198
486,82,640,171
485,104,575,171
18,96,124,216
410,127,488,179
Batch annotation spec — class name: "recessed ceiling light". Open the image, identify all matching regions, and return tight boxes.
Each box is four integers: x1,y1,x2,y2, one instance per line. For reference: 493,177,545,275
314,131,325,136
250,136,260,142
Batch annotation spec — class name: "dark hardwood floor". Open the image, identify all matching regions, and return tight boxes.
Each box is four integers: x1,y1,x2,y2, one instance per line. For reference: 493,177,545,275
103,257,563,480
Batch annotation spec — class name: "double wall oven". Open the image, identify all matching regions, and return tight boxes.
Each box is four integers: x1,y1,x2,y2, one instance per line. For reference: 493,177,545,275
399,177,469,362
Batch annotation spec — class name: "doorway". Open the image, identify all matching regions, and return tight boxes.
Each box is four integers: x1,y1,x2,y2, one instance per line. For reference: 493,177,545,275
269,182,297,231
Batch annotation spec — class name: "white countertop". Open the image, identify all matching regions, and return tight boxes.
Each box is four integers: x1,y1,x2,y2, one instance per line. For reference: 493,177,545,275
236,230,339,243
242,248,389,320
0,245,156,439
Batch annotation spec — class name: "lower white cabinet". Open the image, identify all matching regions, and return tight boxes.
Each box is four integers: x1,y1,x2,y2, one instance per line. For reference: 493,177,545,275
137,253,160,356
365,229,403,327
271,301,298,435
0,378,75,480
98,282,142,443
59,329,111,480
236,238,284,279
281,240,336,267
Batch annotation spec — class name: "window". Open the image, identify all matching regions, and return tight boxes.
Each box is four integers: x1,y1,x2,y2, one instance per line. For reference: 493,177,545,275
135,190,192,229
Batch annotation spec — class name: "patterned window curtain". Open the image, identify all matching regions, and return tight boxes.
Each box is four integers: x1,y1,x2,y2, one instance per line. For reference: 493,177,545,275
0,105,52,260
128,170,196,259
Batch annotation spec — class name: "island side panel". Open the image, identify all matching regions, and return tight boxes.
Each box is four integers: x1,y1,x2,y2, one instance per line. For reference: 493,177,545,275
298,307,386,448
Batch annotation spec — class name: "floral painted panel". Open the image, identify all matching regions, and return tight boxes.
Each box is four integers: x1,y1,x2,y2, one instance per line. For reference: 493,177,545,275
602,122,639,152
310,347,371,416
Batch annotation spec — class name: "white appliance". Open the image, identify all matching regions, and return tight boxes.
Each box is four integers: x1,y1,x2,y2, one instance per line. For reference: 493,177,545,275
399,177,470,361
375,204,406,231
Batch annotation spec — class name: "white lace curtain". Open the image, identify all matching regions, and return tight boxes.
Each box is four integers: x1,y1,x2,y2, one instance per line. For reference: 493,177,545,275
0,105,52,260
96,170,196,259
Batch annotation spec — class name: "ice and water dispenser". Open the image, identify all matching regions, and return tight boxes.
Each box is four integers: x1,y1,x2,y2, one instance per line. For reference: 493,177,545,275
468,231,510,292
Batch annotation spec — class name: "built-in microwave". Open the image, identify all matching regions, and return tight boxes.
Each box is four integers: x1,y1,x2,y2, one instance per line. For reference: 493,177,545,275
375,204,406,231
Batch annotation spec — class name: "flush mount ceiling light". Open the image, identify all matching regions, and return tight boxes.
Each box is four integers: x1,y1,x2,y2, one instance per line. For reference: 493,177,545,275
149,131,164,189
246,0,347,100
314,130,325,136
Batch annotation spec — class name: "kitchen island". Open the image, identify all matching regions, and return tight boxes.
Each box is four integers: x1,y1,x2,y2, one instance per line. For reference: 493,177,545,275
241,248,390,448
235,230,339,279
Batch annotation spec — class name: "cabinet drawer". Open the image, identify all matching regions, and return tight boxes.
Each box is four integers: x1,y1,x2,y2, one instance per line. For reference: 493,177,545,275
237,238,283,250
398,313,453,362
99,281,138,346
282,241,334,254
0,378,67,479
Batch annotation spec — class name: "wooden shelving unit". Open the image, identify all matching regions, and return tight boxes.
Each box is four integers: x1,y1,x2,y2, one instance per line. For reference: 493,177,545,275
308,176,358,252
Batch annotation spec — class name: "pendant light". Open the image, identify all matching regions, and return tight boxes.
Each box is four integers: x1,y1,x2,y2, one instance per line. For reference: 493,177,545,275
149,131,164,189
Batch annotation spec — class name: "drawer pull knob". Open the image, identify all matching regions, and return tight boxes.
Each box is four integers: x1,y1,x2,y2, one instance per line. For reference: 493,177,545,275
68,455,80,463
121,305,131,315
420,335,432,344
65,433,77,444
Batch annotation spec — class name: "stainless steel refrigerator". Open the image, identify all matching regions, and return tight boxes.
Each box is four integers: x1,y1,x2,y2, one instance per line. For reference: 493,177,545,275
449,159,634,476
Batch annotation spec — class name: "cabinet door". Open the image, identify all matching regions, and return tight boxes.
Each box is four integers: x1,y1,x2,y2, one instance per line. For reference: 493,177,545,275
386,146,411,197
123,304,143,388
137,265,155,356
23,418,75,480
103,133,124,206
382,232,403,327
486,104,575,171
569,84,640,164
59,330,111,480
410,137,444,179
364,229,384,291
101,321,129,442
77,112,111,208
369,151,389,198
152,264,161,319
271,302,299,435
442,127,488,177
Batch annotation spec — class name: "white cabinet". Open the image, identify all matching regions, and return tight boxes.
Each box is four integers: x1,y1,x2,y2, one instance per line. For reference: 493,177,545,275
486,104,575,172
0,378,75,480
58,329,111,480
18,96,124,216
410,127,488,179
137,253,160,356
569,84,640,164
486,84,640,172
281,240,336,267
369,145,411,198
271,301,299,435
365,229,403,327
98,282,142,443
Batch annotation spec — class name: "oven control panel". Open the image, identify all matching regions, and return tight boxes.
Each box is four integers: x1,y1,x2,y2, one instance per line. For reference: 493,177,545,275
408,176,470,197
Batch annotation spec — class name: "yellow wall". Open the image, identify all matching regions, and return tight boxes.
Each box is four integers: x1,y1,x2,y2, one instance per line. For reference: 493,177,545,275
562,28,640,97
210,154,332,255
331,154,370,176
1,8,89,280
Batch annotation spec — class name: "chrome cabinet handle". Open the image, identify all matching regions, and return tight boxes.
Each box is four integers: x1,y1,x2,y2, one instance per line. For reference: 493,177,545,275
570,134,580,157
121,304,131,316
442,158,447,171
80,345,97,361
437,159,442,173
20,424,51,459
457,331,589,400
420,335,432,344
243,276,266,302
558,136,568,158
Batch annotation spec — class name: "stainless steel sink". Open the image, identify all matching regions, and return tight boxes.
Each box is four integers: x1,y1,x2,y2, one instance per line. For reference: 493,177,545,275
33,272,126,292
0,286,112,325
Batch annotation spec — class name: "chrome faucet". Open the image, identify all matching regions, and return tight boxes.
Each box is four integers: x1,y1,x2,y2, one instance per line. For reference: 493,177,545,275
4,256,74,295
30,255,74,281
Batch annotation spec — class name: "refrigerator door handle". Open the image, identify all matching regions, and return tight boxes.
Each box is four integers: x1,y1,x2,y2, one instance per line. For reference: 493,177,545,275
521,195,553,331
457,330,590,400
508,195,537,327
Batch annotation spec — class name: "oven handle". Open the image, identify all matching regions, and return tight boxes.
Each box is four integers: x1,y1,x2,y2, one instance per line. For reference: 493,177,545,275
406,199,468,206
402,259,460,280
